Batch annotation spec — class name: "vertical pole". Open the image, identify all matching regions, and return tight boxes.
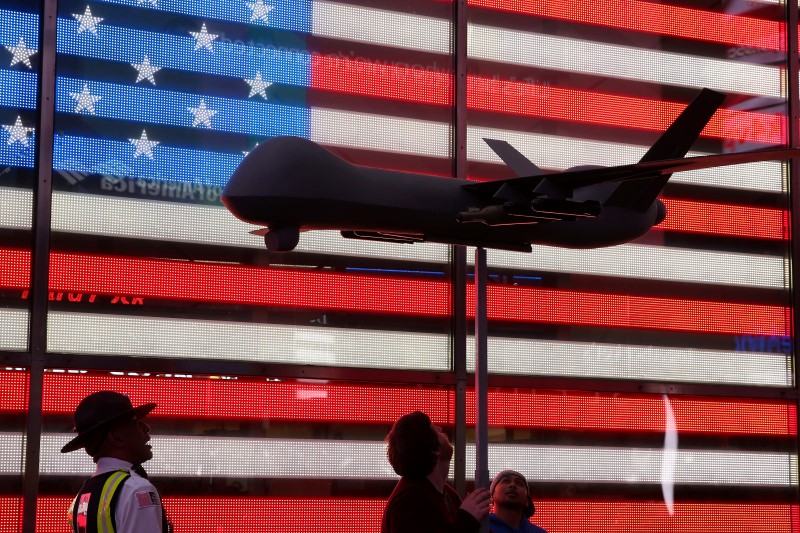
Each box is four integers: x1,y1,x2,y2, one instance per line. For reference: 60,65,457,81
784,0,800,514
474,247,489,533
452,244,467,497
22,0,58,531
451,0,469,498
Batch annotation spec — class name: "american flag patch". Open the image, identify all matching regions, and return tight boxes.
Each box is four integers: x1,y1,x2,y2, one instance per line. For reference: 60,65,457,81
135,491,158,508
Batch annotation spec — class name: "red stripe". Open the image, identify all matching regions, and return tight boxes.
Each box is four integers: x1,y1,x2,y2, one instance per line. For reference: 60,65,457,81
466,78,786,145
312,55,452,105
659,198,788,240
2,372,793,436
0,249,789,335
469,0,784,51
26,497,800,532
312,56,785,145
0,371,28,411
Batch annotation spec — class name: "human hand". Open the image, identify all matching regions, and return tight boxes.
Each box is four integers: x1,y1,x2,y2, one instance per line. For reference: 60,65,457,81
460,487,490,522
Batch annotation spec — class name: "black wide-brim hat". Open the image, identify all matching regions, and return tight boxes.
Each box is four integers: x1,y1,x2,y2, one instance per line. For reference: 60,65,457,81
60,390,156,453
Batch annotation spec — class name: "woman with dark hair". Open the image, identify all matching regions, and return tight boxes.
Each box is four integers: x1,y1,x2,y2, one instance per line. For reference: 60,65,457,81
381,411,489,533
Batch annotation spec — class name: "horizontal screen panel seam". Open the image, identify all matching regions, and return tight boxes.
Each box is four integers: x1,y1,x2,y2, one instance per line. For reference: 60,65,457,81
0,249,789,336
468,25,781,98
13,370,792,434
16,435,797,485
40,312,792,386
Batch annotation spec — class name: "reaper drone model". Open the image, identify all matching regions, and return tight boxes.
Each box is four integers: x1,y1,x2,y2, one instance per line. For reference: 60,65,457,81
222,89,799,252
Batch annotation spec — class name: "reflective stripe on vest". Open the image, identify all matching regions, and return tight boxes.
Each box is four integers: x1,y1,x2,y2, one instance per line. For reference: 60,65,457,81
98,471,130,533
71,469,131,533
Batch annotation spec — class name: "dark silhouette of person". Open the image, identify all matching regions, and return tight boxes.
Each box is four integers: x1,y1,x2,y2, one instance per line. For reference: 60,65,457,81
381,411,489,533
61,391,171,533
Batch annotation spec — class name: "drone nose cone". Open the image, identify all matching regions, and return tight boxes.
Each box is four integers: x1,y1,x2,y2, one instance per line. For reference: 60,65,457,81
654,200,667,225
224,136,350,198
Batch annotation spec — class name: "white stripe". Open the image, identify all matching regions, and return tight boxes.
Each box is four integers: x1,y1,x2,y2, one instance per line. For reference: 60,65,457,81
40,312,791,386
478,245,788,289
312,108,451,158
0,188,785,289
46,312,450,370
468,25,780,98
20,434,797,485
0,187,32,229
467,336,792,387
0,308,28,351
311,109,787,193
465,126,787,193
311,2,779,99
313,2,449,53
47,189,449,261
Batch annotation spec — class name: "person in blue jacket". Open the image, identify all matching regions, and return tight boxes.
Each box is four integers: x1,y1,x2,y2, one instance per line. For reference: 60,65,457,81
489,470,547,533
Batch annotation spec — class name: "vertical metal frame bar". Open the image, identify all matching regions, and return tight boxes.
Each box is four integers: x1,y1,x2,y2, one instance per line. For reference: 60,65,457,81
20,0,800,528
451,0,469,497
786,0,800,513
474,247,489,533
22,0,58,530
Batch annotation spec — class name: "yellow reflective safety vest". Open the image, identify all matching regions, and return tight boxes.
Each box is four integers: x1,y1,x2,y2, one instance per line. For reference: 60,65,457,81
68,469,131,533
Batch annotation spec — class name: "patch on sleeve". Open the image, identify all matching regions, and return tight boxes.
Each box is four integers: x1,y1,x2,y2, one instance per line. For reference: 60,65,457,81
135,491,159,508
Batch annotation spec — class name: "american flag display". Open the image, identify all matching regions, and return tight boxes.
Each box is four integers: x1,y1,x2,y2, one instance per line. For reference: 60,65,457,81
0,0,797,531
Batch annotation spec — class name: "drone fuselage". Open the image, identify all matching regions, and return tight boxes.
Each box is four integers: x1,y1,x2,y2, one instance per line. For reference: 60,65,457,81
222,137,663,251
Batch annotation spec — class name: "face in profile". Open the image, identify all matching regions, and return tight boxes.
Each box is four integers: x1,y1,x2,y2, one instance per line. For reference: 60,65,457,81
433,425,454,462
111,416,153,464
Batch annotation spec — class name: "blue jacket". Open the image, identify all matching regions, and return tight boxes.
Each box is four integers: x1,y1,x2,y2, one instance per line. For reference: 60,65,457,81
489,513,548,533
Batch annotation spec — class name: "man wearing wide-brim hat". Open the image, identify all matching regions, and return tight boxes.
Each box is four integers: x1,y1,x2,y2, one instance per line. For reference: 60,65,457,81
62,390,170,533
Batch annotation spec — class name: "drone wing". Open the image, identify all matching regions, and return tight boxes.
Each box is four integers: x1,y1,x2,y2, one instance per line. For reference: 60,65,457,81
465,146,800,193
469,88,755,210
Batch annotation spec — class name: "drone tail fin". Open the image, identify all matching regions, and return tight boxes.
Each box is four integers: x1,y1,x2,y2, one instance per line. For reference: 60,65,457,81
605,88,727,211
483,138,545,177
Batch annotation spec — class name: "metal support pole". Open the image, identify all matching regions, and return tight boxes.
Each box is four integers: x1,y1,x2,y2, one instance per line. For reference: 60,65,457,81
22,0,58,530
451,0,469,497
474,246,489,533
452,245,468,496
784,0,800,512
